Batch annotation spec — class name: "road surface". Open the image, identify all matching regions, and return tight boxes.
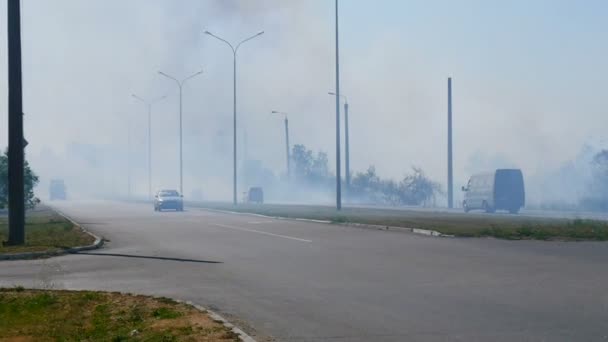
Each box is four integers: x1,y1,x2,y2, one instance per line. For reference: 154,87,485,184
2,201,608,341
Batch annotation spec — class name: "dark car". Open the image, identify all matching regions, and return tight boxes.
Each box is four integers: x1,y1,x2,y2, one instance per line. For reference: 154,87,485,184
247,187,264,204
154,189,183,212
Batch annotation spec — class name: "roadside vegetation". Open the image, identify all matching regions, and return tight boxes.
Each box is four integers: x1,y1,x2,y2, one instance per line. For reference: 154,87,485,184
0,288,240,341
0,207,94,254
240,143,442,206
0,149,40,209
194,202,608,241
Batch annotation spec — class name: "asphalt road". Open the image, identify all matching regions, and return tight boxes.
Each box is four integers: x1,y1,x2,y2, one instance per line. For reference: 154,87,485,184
2,201,608,341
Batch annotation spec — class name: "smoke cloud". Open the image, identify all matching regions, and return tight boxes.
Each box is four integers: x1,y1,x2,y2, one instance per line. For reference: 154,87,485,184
0,0,605,206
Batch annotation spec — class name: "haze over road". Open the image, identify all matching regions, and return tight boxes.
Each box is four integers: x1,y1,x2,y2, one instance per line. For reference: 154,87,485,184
2,201,607,341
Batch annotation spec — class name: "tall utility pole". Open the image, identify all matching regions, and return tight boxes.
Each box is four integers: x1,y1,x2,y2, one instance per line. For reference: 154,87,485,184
7,0,25,245
447,77,453,209
272,111,290,178
127,118,131,199
334,0,342,211
132,94,167,200
204,30,264,206
285,117,290,178
158,70,204,196
328,92,350,192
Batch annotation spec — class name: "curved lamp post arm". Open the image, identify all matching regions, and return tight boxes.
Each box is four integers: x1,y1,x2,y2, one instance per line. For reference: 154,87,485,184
328,91,347,104
204,31,236,54
159,70,204,87
150,94,168,104
235,31,265,53
182,70,204,85
132,94,146,104
158,72,180,88
271,110,288,118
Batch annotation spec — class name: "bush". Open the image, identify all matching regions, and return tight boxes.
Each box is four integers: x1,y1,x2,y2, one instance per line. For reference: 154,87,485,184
0,149,39,209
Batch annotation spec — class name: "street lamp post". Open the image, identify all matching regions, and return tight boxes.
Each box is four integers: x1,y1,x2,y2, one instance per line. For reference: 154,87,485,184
158,70,204,197
334,0,342,211
204,30,264,206
127,117,131,199
132,94,167,200
328,92,350,193
447,77,453,209
272,111,290,178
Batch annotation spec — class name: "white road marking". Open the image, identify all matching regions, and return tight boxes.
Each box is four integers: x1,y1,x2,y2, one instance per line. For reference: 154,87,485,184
211,223,312,243
247,220,276,224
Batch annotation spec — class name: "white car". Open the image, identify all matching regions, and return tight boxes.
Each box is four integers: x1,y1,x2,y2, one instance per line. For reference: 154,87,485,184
154,189,183,212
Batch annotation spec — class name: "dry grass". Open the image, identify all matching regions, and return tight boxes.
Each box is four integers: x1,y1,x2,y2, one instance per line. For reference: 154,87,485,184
0,207,94,254
0,288,240,341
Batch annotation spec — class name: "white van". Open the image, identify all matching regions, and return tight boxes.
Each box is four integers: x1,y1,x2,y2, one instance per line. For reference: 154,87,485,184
462,169,525,214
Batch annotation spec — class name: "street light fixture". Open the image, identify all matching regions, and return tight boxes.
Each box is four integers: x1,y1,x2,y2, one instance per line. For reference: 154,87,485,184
272,111,291,178
158,70,204,197
328,92,350,192
204,30,264,205
132,94,168,200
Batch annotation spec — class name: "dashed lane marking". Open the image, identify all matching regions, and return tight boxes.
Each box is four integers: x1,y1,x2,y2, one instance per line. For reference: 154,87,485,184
211,223,313,243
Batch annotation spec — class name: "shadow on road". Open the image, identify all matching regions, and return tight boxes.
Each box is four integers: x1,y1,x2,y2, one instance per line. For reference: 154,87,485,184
73,252,222,264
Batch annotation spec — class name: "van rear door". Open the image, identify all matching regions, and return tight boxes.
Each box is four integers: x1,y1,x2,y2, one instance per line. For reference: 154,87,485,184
494,169,525,210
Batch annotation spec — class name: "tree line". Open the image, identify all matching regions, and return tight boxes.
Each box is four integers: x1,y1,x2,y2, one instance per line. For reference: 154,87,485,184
289,144,442,206
581,149,608,211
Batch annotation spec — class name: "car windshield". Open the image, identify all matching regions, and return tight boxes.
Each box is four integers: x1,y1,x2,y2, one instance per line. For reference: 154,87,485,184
159,191,179,197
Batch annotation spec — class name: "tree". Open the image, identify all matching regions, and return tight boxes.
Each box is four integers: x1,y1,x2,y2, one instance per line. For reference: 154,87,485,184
291,144,332,187
380,179,400,205
398,167,442,206
0,150,39,209
291,144,313,181
351,166,382,202
580,150,608,211
350,165,441,206
310,151,330,183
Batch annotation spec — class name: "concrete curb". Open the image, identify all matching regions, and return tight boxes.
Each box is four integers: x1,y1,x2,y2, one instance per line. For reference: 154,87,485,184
0,209,104,261
199,207,453,238
180,300,257,342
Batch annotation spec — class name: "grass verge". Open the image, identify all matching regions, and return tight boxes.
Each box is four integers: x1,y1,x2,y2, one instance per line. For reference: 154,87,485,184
0,206,95,254
193,202,608,241
0,288,240,341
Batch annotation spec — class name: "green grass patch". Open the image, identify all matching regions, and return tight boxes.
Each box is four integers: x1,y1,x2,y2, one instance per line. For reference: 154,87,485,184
194,202,608,241
0,289,240,341
0,206,95,254
153,307,183,319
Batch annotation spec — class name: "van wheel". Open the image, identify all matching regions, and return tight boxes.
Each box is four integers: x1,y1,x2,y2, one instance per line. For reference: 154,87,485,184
463,201,470,213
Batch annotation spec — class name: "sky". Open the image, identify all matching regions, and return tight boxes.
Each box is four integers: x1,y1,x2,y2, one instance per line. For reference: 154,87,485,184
0,0,606,203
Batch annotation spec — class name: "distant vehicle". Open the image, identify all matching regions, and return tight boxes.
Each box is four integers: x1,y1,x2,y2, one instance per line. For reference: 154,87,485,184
462,169,525,214
154,189,183,212
49,179,66,201
246,187,264,204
